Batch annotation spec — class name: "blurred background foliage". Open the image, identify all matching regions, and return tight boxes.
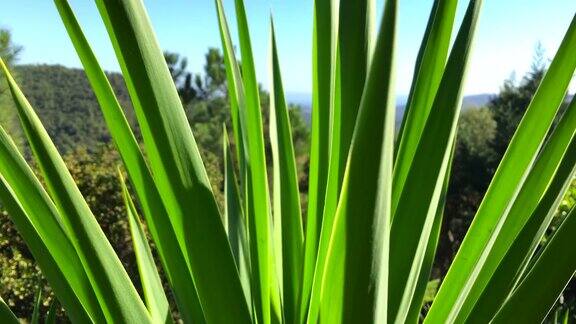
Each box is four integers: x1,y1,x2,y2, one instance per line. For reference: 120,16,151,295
0,28,574,322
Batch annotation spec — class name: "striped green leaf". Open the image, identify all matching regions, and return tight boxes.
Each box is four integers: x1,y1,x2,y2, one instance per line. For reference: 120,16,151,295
427,12,576,323
223,126,252,311
53,2,205,321
0,122,102,323
214,0,276,322
269,20,305,323
322,0,373,243
492,206,576,323
405,144,455,323
393,0,457,209
55,0,204,322
120,172,172,324
312,0,397,322
300,0,336,319
1,58,149,323
230,1,275,322
464,91,576,323
94,1,250,322
389,1,483,323
304,53,341,324
305,1,375,319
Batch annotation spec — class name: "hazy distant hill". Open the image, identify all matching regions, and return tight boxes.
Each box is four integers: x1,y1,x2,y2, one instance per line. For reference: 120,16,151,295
287,92,494,125
462,94,493,108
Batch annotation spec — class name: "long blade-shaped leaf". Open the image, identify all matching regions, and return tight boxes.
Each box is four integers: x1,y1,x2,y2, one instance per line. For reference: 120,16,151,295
389,1,483,323
311,0,397,322
0,296,18,324
305,50,341,324
213,0,258,310
94,1,250,322
0,125,102,323
427,13,576,323
306,1,375,319
231,0,275,322
405,144,455,323
121,172,172,324
31,288,42,324
393,0,457,210
491,206,576,323
467,98,576,322
322,0,373,236
53,1,205,321
269,20,305,324
300,0,336,319
223,126,252,311
462,92,576,322
214,1,275,322
1,58,150,323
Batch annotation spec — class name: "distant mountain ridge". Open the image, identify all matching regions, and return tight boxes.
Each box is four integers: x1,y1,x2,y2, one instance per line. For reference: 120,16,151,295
287,92,494,124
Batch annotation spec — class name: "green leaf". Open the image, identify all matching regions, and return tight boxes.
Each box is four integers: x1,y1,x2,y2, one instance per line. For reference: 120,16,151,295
0,296,19,324
94,1,250,322
52,1,205,321
312,0,397,322
322,0,373,239
427,13,576,323
300,0,336,319
305,53,341,324
306,0,375,319
214,0,275,322
393,0,458,209
0,131,101,323
45,300,58,324
1,59,140,323
120,172,173,324
230,0,275,322
268,19,305,324
405,144,455,324
491,206,576,323
31,287,42,324
465,92,576,323
223,126,252,312
389,1,483,323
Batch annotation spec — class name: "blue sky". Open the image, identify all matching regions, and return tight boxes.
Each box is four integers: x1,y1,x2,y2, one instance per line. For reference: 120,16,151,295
1,0,575,95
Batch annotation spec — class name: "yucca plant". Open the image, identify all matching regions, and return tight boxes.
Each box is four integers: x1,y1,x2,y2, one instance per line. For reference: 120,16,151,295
0,0,576,323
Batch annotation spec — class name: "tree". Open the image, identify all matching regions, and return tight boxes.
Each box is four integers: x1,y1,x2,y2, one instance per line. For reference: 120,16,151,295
203,48,227,96
0,29,22,68
164,48,229,104
488,44,546,158
0,29,22,94
0,28,23,148
164,51,198,105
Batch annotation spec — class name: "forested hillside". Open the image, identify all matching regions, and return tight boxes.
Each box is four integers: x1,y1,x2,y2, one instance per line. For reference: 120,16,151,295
13,64,136,153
